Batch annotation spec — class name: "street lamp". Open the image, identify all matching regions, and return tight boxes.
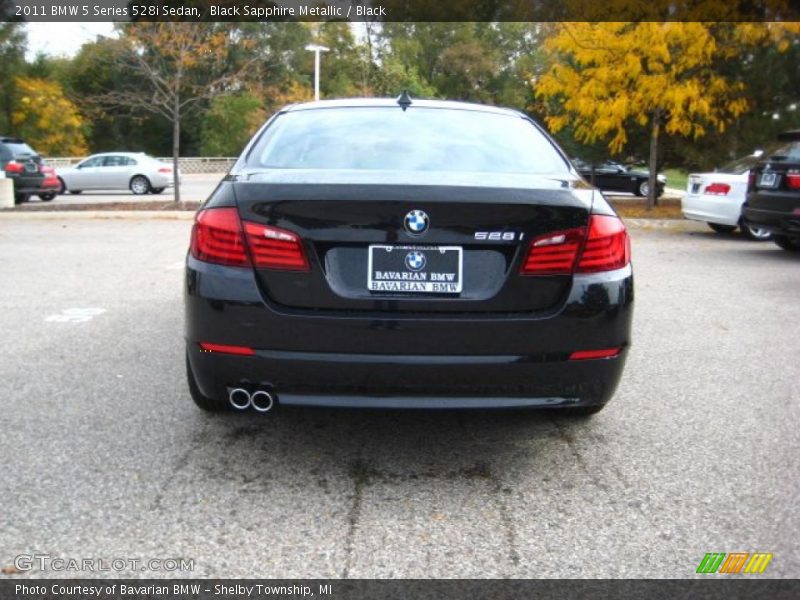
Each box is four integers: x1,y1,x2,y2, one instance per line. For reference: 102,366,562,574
305,44,330,102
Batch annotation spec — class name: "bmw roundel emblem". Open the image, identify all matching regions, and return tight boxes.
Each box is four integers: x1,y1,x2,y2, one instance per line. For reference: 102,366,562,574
405,251,427,271
404,209,429,235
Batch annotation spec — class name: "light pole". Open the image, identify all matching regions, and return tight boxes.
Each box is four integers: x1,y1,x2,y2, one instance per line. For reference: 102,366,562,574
305,44,330,102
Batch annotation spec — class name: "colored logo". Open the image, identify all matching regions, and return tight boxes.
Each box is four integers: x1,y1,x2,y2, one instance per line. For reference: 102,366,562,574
696,552,773,574
404,210,429,235
405,251,426,271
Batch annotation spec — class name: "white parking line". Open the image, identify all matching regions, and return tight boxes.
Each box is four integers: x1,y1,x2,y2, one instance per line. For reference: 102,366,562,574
45,308,107,323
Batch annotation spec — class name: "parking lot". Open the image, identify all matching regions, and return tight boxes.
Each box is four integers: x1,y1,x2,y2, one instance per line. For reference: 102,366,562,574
0,217,798,578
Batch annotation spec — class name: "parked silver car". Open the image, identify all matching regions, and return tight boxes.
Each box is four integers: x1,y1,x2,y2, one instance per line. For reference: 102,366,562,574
55,153,177,195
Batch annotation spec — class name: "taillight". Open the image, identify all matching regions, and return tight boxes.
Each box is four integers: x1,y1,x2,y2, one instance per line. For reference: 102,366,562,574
4,161,24,174
199,342,255,356
158,167,172,173
704,183,731,195
243,222,310,271
787,169,800,190
576,215,630,273
520,228,585,275
190,208,250,267
520,215,630,275
569,347,621,361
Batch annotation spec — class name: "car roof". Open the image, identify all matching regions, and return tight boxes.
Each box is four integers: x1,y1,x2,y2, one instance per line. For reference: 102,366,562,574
282,98,524,118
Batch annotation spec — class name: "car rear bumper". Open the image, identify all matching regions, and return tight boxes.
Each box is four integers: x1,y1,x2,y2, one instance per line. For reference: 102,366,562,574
682,192,742,226
8,173,45,195
744,205,800,236
185,256,633,408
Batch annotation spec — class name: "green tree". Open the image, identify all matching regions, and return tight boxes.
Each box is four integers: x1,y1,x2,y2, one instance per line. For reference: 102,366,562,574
0,23,26,133
200,93,265,156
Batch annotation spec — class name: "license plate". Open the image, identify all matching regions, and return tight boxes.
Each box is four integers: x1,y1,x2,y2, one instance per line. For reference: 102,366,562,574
759,172,778,188
368,245,463,294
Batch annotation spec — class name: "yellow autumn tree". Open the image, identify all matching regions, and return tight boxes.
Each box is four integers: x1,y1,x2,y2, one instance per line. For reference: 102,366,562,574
535,22,788,208
11,77,88,156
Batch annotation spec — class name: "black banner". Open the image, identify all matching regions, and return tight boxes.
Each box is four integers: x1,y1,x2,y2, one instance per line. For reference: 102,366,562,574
2,0,800,22
3,580,800,600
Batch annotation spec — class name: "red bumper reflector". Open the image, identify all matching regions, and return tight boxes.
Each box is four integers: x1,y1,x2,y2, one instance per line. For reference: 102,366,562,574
569,347,621,361
199,342,255,356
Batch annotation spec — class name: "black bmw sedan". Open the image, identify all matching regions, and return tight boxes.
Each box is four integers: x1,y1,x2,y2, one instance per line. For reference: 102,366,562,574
573,158,666,198
185,98,633,415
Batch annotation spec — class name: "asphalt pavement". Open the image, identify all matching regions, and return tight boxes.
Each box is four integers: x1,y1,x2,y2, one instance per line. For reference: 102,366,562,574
0,217,797,578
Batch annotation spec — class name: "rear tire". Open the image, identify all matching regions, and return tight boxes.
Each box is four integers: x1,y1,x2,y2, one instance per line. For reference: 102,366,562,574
130,175,151,195
773,235,800,252
39,193,55,202
186,354,228,412
57,177,66,195
69,190,82,195
739,221,772,241
14,193,29,204
150,187,165,194
708,223,736,234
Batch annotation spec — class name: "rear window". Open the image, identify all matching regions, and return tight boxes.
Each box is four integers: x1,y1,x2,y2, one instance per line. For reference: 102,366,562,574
719,155,760,175
248,107,570,175
768,142,800,162
1,141,38,158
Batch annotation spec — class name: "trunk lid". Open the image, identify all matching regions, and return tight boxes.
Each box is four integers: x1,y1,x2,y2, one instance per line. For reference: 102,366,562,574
233,169,593,314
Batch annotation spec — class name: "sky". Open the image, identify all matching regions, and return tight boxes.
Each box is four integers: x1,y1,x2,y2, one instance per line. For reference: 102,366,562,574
25,23,116,60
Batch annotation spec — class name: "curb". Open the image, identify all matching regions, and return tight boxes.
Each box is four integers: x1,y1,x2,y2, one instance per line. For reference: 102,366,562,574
623,218,704,231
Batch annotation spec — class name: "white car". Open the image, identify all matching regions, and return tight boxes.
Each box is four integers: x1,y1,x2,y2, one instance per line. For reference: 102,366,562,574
682,154,771,240
56,153,178,195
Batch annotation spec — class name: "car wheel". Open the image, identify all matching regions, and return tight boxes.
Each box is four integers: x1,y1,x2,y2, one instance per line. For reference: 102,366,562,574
150,187,166,194
14,193,29,204
57,177,66,195
636,180,649,197
186,354,228,412
708,223,736,234
739,221,772,241
773,235,800,252
130,175,151,195
39,193,55,202
69,190,82,195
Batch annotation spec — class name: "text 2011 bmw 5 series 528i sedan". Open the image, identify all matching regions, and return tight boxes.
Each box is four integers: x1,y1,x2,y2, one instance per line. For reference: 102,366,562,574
185,97,633,415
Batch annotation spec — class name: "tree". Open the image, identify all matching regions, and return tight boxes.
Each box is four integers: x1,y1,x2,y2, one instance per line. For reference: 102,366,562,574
200,93,265,156
11,77,88,155
536,23,754,208
96,23,256,202
0,23,26,133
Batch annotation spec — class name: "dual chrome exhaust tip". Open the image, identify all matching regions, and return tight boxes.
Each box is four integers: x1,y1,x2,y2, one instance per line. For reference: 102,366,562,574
228,387,275,412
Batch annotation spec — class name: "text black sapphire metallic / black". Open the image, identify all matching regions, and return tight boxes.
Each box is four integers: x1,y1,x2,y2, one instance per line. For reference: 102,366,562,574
184,97,634,414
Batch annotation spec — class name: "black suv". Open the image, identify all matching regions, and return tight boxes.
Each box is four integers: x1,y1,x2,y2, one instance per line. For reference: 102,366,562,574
0,137,45,203
744,130,800,252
